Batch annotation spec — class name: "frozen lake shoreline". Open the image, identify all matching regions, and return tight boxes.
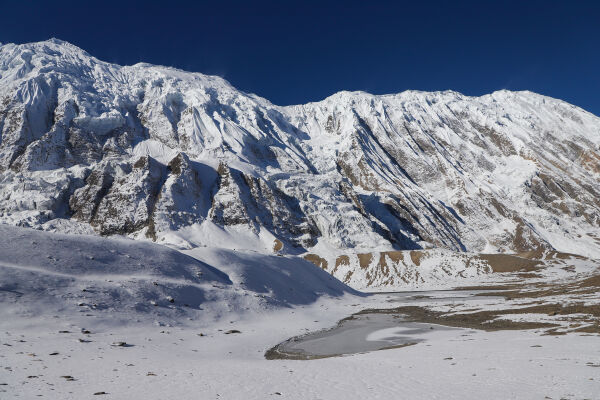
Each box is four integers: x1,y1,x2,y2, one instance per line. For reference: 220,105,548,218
266,313,462,360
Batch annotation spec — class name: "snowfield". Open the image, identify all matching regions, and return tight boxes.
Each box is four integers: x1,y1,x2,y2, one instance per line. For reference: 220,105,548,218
1,225,599,399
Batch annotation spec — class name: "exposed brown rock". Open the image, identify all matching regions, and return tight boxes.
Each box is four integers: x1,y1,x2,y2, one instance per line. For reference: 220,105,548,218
475,254,541,273
409,251,423,266
273,239,283,252
303,254,328,269
357,253,373,269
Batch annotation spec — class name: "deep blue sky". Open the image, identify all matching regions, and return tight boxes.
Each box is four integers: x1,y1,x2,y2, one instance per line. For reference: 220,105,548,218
1,0,599,114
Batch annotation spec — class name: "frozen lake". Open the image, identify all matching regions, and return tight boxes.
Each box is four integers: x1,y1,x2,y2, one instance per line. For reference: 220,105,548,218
264,289,498,359
266,312,461,359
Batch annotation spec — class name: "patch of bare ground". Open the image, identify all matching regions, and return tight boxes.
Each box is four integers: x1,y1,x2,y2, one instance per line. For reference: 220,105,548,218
357,253,373,269
384,261,600,333
303,254,328,269
454,284,522,291
578,273,600,288
454,269,600,334
355,305,560,332
273,239,283,252
335,255,350,268
475,253,541,272
409,251,423,266
473,269,600,299
517,249,588,261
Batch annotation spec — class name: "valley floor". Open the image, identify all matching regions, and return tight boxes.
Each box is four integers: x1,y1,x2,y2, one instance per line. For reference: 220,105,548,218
1,226,599,399
2,289,600,400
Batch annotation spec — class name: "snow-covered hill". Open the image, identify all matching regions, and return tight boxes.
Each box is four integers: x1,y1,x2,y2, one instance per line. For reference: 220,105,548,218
1,39,600,282
0,224,356,327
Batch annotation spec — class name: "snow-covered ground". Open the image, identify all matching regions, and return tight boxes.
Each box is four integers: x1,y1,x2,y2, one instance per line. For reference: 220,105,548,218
1,225,599,399
3,302,600,400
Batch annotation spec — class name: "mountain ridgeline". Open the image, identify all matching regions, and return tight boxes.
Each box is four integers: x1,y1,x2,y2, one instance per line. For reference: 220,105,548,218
1,39,600,260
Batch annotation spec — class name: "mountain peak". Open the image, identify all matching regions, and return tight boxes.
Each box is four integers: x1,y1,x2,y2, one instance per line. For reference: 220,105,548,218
1,38,91,56
0,39,599,263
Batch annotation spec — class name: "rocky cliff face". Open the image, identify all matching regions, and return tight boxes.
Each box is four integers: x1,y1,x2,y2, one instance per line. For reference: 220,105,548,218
1,39,600,259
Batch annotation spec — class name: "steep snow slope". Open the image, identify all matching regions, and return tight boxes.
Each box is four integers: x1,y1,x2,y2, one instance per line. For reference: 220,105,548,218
1,39,600,267
284,90,600,257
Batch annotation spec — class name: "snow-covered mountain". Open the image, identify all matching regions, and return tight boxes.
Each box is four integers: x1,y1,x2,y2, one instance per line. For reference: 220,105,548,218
1,38,600,266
